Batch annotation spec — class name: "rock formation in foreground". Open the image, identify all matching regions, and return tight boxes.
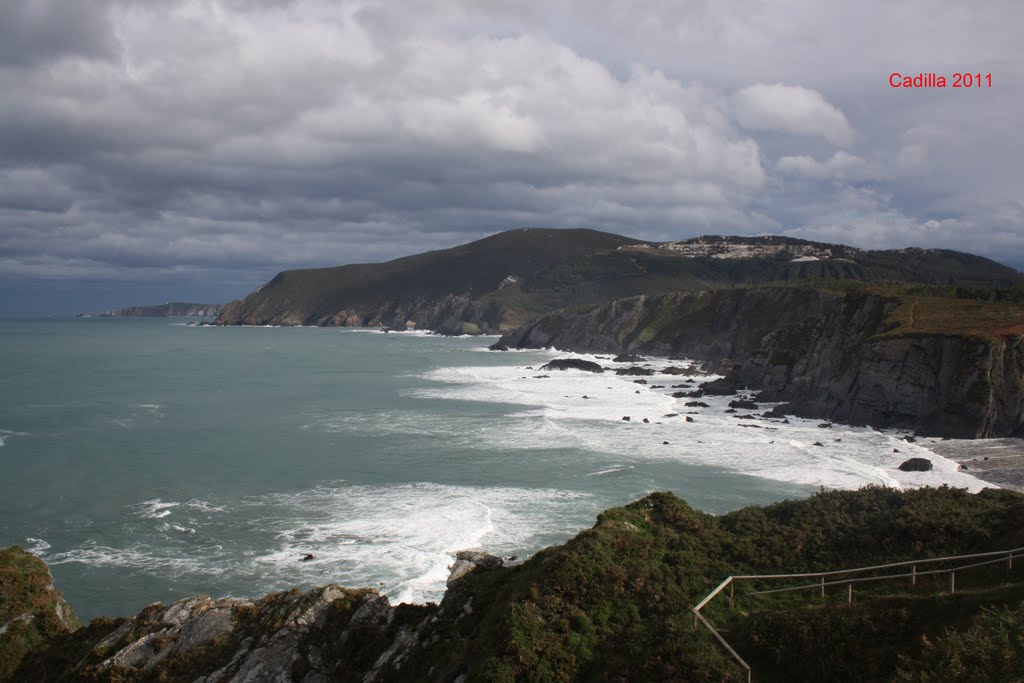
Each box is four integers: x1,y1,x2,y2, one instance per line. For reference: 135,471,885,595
7,487,1024,681
0,547,80,680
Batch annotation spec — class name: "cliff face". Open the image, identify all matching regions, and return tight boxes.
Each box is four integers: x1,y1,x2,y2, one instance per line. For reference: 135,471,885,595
11,488,1024,682
217,293,506,335
0,547,80,680
496,288,1024,438
101,302,225,317
213,228,1023,331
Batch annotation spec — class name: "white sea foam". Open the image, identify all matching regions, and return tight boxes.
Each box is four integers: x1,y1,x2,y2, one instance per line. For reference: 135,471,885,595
249,482,591,604
397,350,990,493
185,499,227,513
587,465,636,477
51,482,594,605
25,538,50,553
135,499,181,519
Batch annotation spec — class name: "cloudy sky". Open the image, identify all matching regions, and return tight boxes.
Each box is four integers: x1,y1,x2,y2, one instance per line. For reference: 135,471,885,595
2,0,1022,311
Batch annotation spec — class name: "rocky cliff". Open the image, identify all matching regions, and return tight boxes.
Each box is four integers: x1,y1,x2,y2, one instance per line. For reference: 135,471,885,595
0,547,80,680
101,302,225,317
495,287,1024,438
9,487,1024,682
213,228,1023,332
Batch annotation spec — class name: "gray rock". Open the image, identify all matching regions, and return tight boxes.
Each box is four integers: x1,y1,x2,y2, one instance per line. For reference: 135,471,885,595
898,457,933,472
446,551,503,588
539,358,604,373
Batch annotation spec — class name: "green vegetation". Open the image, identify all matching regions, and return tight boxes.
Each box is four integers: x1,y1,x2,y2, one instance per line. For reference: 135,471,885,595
216,229,1024,329
872,290,1024,340
0,547,79,680
9,487,1024,681
387,486,1024,682
894,601,1024,682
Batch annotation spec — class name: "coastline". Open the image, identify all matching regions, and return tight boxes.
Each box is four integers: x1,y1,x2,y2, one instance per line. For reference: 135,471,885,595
924,437,1024,491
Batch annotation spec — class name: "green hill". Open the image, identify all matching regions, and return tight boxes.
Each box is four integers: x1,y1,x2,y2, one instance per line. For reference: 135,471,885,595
214,229,1023,332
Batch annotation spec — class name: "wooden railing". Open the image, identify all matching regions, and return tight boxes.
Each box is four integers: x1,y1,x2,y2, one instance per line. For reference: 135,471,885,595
691,546,1024,682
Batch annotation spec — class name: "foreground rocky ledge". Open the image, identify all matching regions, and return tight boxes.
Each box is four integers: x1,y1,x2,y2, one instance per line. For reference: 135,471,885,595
7,487,1024,682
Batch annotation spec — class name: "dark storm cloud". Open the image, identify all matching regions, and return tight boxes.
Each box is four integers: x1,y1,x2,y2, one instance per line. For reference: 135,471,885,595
1,0,1022,311
0,0,117,67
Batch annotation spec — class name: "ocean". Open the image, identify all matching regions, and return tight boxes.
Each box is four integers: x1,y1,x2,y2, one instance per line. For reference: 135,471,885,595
0,316,987,621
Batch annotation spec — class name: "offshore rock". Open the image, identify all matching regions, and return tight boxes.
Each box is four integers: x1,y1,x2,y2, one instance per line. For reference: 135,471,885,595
898,458,934,472
539,358,604,373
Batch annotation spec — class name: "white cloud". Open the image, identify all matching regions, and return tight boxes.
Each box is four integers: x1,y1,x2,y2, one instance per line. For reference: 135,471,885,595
731,83,854,147
775,151,868,179
2,0,1024,307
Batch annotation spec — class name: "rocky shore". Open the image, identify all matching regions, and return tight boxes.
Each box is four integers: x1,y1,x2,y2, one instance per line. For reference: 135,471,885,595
493,288,1024,439
7,487,1024,682
928,437,1024,490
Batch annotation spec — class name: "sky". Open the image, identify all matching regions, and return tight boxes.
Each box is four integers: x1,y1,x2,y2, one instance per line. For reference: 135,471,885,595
1,1,1022,312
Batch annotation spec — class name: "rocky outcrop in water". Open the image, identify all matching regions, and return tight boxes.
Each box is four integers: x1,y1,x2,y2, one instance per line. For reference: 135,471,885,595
539,358,605,373
494,288,1024,438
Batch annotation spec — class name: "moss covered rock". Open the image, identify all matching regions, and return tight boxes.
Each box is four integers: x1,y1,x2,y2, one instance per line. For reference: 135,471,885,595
0,546,80,681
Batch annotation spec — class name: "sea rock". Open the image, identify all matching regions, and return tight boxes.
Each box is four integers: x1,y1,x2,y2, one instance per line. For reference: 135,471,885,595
661,366,700,376
539,358,604,373
615,366,654,376
685,416,694,422
446,551,504,588
700,378,740,396
728,399,759,409
489,342,510,351
685,401,709,408
613,353,647,363
633,379,648,385
622,416,631,422
898,458,933,472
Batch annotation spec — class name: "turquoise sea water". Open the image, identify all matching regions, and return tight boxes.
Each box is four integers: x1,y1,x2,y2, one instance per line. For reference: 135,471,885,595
0,317,984,621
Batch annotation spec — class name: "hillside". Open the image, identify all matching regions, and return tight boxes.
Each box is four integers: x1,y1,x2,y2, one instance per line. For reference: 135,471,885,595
7,487,1024,681
101,302,224,317
214,230,1023,332
0,547,79,680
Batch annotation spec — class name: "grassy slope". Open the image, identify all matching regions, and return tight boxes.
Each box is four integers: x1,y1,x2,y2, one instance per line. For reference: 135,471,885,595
386,486,1024,682
218,229,1024,327
0,547,79,681
9,488,1024,681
